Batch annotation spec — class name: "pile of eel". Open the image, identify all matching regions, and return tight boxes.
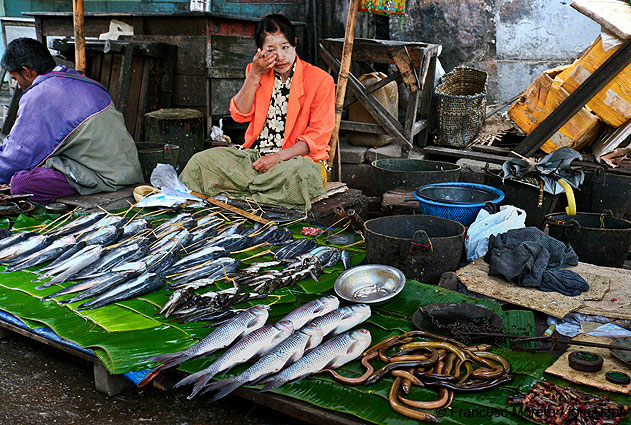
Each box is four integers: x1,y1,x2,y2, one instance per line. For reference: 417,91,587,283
320,330,513,423
139,296,372,400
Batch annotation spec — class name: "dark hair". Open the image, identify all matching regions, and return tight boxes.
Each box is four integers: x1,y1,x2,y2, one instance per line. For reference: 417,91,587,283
1,38,56,75
254,14,296,49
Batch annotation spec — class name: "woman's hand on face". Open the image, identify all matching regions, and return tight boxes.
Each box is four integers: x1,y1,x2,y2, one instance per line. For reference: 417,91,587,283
252,152,282,173
250,49,277,78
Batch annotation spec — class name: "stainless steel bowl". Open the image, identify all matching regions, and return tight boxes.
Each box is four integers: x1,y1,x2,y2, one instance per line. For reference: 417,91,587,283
334,265,406,305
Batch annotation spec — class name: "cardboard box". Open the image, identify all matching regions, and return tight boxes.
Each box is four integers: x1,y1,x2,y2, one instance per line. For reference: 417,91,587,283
561,34,631,127
508,65,603,153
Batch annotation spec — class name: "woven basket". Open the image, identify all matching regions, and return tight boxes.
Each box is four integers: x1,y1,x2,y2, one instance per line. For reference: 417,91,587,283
434,67,487,148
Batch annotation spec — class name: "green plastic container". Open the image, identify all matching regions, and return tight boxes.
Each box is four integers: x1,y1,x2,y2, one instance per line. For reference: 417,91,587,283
136,142,180,183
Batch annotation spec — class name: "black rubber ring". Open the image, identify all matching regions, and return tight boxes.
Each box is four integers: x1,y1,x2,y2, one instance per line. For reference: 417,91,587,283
605,371,630,385
568,351,604,372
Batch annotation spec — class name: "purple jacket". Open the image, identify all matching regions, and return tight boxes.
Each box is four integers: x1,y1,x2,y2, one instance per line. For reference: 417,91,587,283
0,66,112,183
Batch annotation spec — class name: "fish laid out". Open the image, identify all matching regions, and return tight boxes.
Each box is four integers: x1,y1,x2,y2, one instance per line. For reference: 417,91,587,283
138,304,270,387
175,319,295,398
201,298,370,401
261,329,372,392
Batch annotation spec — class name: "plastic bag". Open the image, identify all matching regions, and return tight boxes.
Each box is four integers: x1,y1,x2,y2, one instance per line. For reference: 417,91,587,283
465,205,526,261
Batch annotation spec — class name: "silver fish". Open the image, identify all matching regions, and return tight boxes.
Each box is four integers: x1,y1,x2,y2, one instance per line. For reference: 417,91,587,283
203,322,324,402
57,272,134,304
0,234,52,262
340,249,351,270
280,295,340,330
40,241,87,271
261,328,371,391
5,236,76,272
170,246,227,274
138,304,270,388
308,304,371,338
35,245,103,289
77,272,165,310
0,231,36,252
80,224,123,246
72,243,145,280
175,319,294,398
169,257,239,287
121,219,151,239
52,212,105,237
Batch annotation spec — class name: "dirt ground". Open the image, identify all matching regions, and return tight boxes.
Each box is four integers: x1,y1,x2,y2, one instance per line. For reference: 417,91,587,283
0,330,303,425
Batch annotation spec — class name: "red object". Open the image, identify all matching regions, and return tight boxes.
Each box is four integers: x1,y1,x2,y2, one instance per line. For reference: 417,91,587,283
301,227,324,236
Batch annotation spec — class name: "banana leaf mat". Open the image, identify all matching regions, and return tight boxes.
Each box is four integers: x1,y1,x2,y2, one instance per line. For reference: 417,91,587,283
0,212,629,425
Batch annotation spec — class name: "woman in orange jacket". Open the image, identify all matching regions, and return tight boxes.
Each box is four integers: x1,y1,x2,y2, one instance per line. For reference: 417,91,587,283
180,14,335,210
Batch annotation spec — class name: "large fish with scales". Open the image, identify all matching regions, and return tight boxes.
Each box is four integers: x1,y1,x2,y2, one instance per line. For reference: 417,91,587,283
138,304,270,387
175,319,294,398
261,328,371,392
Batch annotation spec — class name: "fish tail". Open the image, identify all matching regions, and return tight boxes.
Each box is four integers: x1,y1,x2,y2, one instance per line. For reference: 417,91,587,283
203,378,243,402
137,356,185,388
35,281,54,290
260,377,286,393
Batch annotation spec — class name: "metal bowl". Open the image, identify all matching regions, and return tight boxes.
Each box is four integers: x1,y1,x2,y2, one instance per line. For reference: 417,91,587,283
334,265,406,305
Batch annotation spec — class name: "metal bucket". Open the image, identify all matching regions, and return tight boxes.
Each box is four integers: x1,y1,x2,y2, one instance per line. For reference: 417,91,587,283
484,172,559,229
575,167,631,218
364,214,466,284
136,142,180,183
371,159,460,197
546,211,631,268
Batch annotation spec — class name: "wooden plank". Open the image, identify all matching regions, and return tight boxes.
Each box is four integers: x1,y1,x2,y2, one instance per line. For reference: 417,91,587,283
0,87,22,137
116,45,135,124
210,35,257,69
172,74,208,107
123,35,206,75
513,38,631,157
320,46,410,148
340,121,387,134
109,53,123,105
99,53,113,91
209,78,244,116
572,0,631,40
124,54,146,140
389,49,419,92
321,38,428,67
343,71,402,108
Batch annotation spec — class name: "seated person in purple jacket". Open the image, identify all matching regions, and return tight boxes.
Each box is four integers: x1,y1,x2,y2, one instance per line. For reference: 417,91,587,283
0,38,144,204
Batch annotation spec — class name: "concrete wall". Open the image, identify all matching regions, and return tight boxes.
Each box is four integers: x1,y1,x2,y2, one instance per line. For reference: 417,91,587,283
495,0,600,102
387,0,600,102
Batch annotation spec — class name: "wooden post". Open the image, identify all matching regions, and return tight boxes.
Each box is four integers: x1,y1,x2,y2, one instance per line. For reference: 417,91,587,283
72,0,87,75
327,0,360,181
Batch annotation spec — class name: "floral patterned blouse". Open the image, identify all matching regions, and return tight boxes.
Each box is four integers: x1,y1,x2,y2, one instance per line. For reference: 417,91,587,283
255,62,296,155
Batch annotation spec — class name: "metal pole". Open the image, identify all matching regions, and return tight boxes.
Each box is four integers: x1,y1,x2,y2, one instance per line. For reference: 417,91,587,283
327,0,359,181
72,0,86,75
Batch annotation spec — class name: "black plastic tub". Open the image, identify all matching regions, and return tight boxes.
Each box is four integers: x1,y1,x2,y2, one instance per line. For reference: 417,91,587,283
364,214,466,284
546,211,631,268
371,159,460,197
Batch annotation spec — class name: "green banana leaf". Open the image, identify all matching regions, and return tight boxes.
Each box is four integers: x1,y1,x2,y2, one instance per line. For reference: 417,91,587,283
1,212,628,425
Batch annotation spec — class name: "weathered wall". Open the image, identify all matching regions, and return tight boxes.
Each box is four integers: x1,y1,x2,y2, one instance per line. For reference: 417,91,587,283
385,0,600,102
495,0,600,102
391,0,497,97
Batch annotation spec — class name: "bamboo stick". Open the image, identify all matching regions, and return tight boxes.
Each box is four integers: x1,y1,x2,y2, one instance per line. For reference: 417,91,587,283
327,0,360,180
72,0,86,75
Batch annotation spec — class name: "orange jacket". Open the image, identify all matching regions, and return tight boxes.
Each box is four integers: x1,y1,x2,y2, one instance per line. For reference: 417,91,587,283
229,55,335,162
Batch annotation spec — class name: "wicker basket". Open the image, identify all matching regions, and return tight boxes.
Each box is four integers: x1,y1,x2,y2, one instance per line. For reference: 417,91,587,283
434,67,487,148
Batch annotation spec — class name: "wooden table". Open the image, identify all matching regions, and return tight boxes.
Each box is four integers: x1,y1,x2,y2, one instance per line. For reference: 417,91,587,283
319,38,441,157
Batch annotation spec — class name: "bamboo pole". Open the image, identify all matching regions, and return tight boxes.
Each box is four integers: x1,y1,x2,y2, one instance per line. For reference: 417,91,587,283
72,0,87,75
327,0,360,181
